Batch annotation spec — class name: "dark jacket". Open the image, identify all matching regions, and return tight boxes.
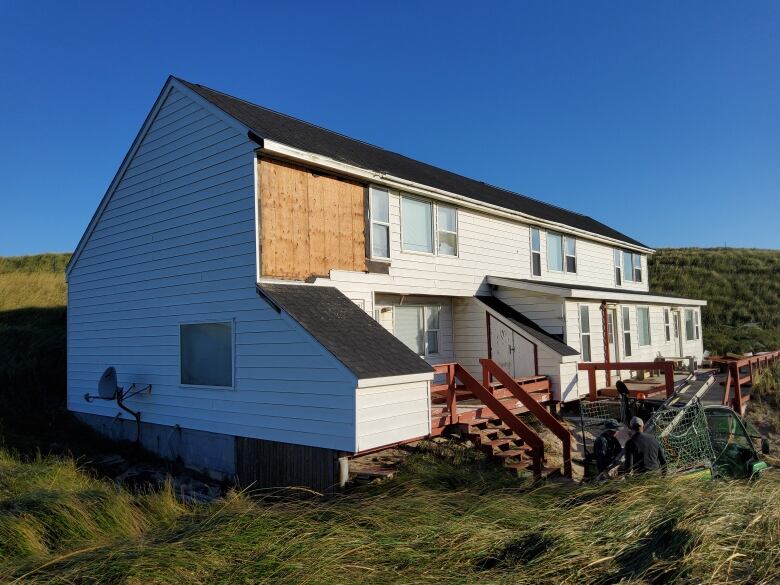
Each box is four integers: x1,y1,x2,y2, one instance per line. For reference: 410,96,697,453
624,431,666,473
594,431,622,472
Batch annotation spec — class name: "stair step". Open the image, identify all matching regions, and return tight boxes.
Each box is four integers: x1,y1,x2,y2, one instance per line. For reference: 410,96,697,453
488,437,517,449
494,448,528,459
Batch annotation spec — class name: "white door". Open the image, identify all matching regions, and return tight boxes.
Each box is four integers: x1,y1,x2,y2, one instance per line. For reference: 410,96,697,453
673,311,683,356
489,316,536,379
607,308,620,379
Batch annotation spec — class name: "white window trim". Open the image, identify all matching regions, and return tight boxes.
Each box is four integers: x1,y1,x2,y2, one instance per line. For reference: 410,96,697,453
685,308,695,341
694,310,701,340
621,306,633,357
530,227,542,277
633,253,643,283
664,308,671,342
369,186,391,261
392,304,442,357
546,231,565,273
400,193,459,258
436,204,459,257
579,304,592,362
637,306,652,346
614,249,623,287
564,235,577,274
178,319,236,390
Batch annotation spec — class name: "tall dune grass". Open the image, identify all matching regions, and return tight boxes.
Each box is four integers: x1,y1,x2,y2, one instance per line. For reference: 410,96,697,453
1,445,778,584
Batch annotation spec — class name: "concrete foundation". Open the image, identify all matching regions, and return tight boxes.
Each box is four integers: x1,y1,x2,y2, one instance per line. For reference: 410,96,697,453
75,412,236,480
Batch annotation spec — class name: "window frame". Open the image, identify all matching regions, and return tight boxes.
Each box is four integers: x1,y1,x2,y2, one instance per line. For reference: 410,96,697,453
621,306,633,357
179,319,235,390
368,186,391,260
637,306,651,346
685,309,695,341
546,231,564,272
564,236,577,274
530,227,542,277
633,253,643,283
436,205,458,257
614,249,622,286
400,194,435,255
393,304,442,357
664,308,671,342
694,310,700,340
579,304,592,362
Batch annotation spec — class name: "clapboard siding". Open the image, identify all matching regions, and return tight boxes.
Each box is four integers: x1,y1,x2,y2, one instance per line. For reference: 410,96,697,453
312,186,648,300
356,379,430,451
68,86,358,452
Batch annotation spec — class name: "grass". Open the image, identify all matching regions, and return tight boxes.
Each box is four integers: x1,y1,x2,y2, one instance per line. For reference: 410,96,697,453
0,250,779,583
650,248,780,354
0,443,778,584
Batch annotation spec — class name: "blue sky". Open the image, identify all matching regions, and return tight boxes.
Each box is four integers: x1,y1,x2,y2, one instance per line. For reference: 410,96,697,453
1,1,778,255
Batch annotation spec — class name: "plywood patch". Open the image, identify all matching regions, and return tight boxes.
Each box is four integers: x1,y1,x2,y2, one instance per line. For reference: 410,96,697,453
258,158,366,279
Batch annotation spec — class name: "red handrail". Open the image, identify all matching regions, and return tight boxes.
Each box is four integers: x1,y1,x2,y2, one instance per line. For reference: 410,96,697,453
481,359,572,478
715,350,780,414
577,361,676,401
452,363,544,477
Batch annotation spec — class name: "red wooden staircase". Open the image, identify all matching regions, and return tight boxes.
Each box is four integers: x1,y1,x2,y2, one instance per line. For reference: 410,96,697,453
430,360,573,479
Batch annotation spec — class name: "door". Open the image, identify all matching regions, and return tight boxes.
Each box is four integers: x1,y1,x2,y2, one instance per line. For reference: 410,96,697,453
489,316,536,378
607,308,619,378
672,311,683,356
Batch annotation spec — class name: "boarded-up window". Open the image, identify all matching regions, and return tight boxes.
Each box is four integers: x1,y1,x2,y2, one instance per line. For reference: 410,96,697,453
258,159,366,279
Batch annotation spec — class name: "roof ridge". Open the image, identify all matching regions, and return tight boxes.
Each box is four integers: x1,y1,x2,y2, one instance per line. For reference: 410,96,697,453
176,78,596,222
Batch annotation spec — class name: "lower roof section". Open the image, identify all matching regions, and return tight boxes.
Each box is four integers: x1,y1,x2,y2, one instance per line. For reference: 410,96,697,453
475,295,579,357
488,277,707,307
257,282,434,381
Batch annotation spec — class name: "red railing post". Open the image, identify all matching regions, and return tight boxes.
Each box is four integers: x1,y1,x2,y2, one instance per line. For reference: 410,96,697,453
446,364,457,425
733,362,743,414
587,366,598,402
664,362,675,398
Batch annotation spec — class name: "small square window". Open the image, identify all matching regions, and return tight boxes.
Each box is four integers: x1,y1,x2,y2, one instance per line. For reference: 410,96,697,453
180,322,233,387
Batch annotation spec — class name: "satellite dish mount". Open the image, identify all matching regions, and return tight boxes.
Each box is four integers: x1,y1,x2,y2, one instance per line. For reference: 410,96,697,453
85,367,152,442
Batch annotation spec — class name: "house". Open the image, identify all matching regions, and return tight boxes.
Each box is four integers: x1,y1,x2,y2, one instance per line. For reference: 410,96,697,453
66,77,706,489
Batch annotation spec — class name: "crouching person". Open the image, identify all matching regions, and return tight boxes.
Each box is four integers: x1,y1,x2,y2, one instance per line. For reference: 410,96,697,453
594,419,623,474
623,416,667,474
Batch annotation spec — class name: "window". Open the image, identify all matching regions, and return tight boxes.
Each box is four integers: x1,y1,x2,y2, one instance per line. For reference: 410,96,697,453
400,195,458,256
369,187,390,259
664,309,671,342
579,305,592,362
685,309,695,341
694,310,700,340
637,307,651,346
530,228,542,276
633,253,642,282
394,305,440,356
547,232,563,271
622,306,632,357
180,322,233,387
614,249,622,286
622,251,634,282
565,237,577,273
401,196,434,253
437,206,458,256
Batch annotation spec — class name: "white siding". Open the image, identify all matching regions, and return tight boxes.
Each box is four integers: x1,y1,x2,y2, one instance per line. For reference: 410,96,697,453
373,294,455,366
68,86,358,452
356,378,430,451
565,301,705,398
314,187,648,300
493,288,566,337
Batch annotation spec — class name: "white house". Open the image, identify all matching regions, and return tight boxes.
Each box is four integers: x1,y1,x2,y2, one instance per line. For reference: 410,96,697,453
66,77,705,488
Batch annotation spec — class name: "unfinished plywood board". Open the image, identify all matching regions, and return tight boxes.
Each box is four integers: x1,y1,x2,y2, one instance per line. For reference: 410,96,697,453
258,158,367,279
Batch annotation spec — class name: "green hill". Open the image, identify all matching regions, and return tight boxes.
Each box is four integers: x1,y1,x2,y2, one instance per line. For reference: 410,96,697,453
650,248,780,355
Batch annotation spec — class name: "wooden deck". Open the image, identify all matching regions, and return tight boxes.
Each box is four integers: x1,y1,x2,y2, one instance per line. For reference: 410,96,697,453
595,372,693,400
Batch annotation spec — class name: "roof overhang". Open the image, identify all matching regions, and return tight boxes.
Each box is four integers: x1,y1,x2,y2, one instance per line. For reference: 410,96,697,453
257,139,655,255
488,276,707,307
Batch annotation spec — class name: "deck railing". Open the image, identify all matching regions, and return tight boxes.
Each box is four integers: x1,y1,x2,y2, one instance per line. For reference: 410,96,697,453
577,361,676,402
711,350,780,414
432,362,545,477
480,359,572,478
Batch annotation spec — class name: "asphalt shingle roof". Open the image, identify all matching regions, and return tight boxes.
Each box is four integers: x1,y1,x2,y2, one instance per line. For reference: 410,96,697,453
475,295,579,357
257,283,433,380
177,78,647,248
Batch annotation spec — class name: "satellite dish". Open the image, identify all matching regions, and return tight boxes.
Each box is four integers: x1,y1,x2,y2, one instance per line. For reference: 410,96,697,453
98,366,119,400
